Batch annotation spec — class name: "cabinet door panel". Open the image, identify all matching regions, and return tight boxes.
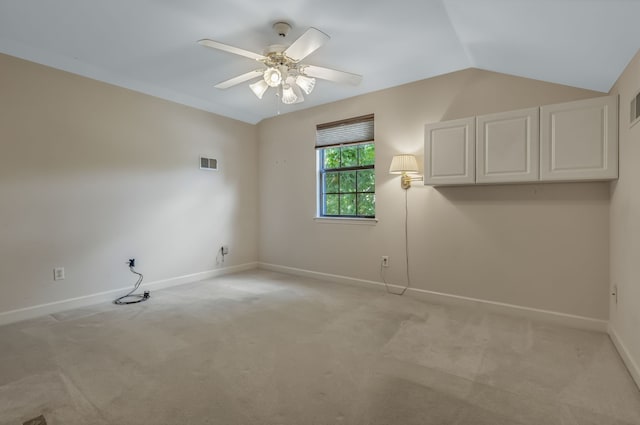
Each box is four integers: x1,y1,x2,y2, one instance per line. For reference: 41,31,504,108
476,107,539,183
540,95,618,181
424,117,475,185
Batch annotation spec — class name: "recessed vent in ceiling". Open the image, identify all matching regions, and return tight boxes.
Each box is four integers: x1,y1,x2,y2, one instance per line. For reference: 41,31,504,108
631,90,640,127
200,156,218,170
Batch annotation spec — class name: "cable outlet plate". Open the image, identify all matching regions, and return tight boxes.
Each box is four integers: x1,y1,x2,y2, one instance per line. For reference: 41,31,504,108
381,256,389,267
53,267,65,281
221,245,229,255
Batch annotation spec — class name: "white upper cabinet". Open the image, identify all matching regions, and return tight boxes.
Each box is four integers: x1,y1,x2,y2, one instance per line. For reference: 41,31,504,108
424,117,475,185
476,107,540,184
424,95,618,186
540,95,618,181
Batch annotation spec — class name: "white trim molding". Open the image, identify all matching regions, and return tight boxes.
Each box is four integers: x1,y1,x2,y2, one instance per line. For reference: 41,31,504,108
608,325,640,390
258,262,608,333
313,217,378,225
0,262,258,326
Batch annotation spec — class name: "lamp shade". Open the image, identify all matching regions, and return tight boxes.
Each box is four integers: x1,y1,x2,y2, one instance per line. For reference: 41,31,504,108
281,84,298,104
295,74,316,94
263,67,282,87
389,154,419,174
249,79,269,99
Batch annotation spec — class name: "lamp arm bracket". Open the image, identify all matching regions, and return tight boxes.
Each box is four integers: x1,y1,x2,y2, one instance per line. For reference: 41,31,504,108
400,173,423,190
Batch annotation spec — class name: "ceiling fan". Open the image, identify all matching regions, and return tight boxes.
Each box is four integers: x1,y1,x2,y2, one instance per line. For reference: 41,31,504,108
198,22,362,105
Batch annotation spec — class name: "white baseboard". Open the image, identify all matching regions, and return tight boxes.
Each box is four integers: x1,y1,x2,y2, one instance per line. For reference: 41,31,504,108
0,262,258,326
258,262,608,333
608,325,640,390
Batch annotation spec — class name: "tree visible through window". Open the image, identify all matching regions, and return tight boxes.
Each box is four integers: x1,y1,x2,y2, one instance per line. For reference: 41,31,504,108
316,114,375,218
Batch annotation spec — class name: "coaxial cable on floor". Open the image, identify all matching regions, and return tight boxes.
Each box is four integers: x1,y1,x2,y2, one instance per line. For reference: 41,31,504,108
114,259,150,305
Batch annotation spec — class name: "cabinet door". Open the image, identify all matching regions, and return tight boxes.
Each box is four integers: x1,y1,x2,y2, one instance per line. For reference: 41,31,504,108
424,117,475,185
476,107,539,184
540,95,618,181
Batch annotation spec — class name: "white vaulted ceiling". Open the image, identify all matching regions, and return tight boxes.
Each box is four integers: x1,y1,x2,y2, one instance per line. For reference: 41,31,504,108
0,0,637,124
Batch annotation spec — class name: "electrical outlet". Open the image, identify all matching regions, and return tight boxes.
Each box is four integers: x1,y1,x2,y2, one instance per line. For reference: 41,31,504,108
381,256,389,268
221,245,229,255
53,267,65,281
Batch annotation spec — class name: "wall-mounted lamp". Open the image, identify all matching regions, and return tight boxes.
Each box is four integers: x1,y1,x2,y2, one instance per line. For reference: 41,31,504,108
389,154,423,189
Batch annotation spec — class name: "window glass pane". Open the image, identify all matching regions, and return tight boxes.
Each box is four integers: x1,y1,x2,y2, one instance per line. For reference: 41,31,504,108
340,194,356,215
358,143,375,166
341,146,358,167
339,171,356,193
324,194,339,215
324,172,340,194
323,148,341,169
356,169,375,193
357,194,375,216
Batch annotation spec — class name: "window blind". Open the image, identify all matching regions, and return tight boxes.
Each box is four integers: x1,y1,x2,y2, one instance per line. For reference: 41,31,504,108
315,114,374,149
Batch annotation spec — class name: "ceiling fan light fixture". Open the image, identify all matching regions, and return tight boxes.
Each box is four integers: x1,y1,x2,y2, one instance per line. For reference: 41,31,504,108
281,84,298,104
199,23,363,109
291,83,305,103
263,67,282,87
249,79,269,99
295,74,316,94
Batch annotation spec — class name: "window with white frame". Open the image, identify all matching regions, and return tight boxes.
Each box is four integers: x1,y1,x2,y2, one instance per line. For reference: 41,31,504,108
316,114,375,218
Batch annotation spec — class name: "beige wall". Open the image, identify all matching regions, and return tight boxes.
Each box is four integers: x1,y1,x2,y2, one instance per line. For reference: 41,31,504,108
0,53,615,324
0,53,258,313
258,68,610,320
609,49,640,380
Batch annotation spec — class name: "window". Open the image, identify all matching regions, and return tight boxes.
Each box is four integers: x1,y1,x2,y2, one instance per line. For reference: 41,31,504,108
316,114,375,218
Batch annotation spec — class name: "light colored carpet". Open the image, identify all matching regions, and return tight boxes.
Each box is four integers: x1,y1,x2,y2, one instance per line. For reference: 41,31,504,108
1,270,639,425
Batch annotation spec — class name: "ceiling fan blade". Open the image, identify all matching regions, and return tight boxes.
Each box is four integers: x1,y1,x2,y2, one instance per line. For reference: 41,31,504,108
198,39,266,61
301,65,362,86
284,28,330,62
215,69,264,89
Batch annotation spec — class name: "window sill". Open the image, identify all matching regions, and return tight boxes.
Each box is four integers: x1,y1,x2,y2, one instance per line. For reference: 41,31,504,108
314,217,378,225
